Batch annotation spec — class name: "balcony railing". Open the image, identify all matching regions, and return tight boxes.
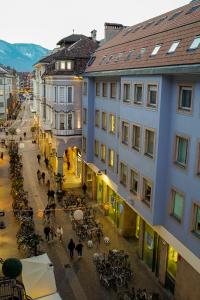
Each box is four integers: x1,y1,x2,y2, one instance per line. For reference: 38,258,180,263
0,277,32,300
52,128,82,136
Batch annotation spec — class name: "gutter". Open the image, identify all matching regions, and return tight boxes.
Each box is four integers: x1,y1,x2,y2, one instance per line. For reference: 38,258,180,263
84,64,200,77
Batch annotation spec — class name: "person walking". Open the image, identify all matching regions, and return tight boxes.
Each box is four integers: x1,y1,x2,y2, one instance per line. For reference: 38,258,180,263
0,152,3,160
47,189,51,202
37,154,41,164
46,179,50,190
68,239,75,258
37,170,42,183
75,241,84,258
50,190,55,200
44,225,50,242
56,225,63,242
50,225,56,241
44,157,49,168
23,132,26,138
82,183,87,195
41,172,45,184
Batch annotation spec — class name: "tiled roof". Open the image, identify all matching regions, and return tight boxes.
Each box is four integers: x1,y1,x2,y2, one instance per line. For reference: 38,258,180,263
57,34,87,46
86,0,200,73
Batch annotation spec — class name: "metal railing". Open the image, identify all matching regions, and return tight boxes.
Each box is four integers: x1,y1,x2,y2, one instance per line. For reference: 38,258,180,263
0,277,32,300
52,128,82,136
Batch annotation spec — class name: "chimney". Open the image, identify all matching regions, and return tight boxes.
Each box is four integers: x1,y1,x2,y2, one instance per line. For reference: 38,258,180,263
104,23,124,42
91,29,97,41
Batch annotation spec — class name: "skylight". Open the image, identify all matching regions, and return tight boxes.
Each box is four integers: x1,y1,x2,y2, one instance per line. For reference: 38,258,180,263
151,45,162,56
143,21,154,29
155,16,168,26
125,49,135,60
169,11,182,20
186,4,200,14
189,36,200,50
167,40,180,53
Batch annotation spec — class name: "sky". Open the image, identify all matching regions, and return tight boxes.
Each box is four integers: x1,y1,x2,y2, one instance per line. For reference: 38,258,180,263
0,0,189,49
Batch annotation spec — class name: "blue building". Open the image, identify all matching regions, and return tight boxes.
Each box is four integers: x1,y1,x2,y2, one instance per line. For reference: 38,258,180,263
82,2,200,299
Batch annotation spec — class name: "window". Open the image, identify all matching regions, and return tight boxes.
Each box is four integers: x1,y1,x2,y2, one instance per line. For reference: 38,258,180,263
83,82,87,96
83,108,87,124
96,82,100,96
123,83,131,102
82,136,86,153
186,4,200,14
0,102,4,107
102,112,107,130
120,162,128,186
116,154,119,174
67,61,72,70
142,178,152,207
175,135,189,168
189,36,200,50
145,129,155,158
67,86,73,103
170,189,184,221
60,61,65,70
94,140,99,157
102,82,107,97
0,90,3,96
151,45,161,56
155,16,167,26
60,114,65,130
110,82,116,98
101,144,106,162
130,169,139,194
122,121,129,145
192,203,200,237
169,11,182,20
108,149,115,168
134,84,143,104
132,124,141,151
59,87,65,103
178,86,192,112
147,84,158,108
54,86,57,102
109,114,115,134
95,110,100,127
67,113,73,130
167,41,180,53
196,143,200,176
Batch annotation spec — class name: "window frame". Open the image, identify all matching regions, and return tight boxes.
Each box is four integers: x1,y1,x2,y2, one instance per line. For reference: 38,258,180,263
83,81,88,96
170,188,184,223
109,113,116,135
123,82,131,103
102,82,107,98
66,86,73,104
167,40,180,54
94,140,99,157
142,177,153,207
188,36,200,51
95,110,100,128
134,83,143,105
177,85,193,114
101,144,106,163
132,123,141,152
83,108,87,124
191,202,200,238
174,134,189,169
130,168,140,195
95,82,100,97
121,121,130,146
82,136,87,153
151,44,162,56
144,128,156,159
101,111,107,131
147,84,158,109
108,148,115,169
110,82,116,99
120,161,128,187
196,141,200,177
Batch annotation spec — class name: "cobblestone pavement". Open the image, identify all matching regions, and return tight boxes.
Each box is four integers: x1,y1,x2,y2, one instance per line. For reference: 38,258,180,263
1,101,171,300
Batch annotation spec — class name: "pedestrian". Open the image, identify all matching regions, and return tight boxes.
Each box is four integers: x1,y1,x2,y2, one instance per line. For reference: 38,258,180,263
50,202,56,217
75,241,84,258
37,170,41,183
56,225,63,242
47,189,51,202
45,205,51,220
82,183,87,195
41,172,45,184
50,225,56,241
44,225,50,241
44,157,49,168
29,207,33,220
67,160,70,170
0,152,3,160
37,154,41,164
23,132,26,138
50,190,55,200
46,179,50,190
68,238,75,258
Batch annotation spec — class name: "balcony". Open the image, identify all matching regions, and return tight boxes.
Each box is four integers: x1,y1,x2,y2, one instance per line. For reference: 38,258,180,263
52,128,82,136
0,277,32,300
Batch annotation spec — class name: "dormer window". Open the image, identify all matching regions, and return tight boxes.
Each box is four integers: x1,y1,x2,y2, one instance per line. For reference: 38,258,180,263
56,60,73,71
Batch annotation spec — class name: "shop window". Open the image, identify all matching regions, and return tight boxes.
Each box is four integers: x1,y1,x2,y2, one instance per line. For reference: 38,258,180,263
94,140,99,157
196,142,200,177
130,169,139,195
83,108,87,124
96,82,100,96
110,82,116,99
147,84,158,108
178,86,192,113
142,178,152,207
102,82,107,97
121,121,129,145
101,144,106,162
95,110,100,127
132,124,141,151
82,136,86,153
108,149,115,168
145,129,155,158
134,84,143,104
123,83,131,103
192,203,200,237
174,135,189,168
109,114,115,134
120,162,128,186
83,81,88,96
102,112,107,130
170,189,184,222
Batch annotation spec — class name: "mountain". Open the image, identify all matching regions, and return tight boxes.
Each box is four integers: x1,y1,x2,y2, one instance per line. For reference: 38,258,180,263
0,40,49,71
